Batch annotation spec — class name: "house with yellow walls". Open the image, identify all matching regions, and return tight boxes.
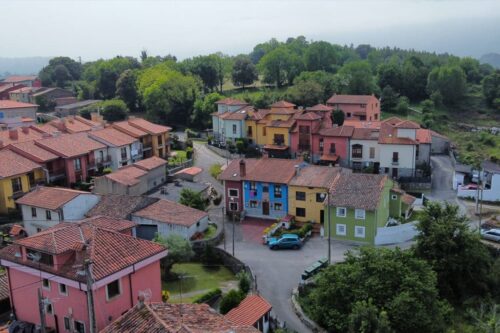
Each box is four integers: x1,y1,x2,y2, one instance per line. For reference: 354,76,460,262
0,149,45,214
288,165,347,226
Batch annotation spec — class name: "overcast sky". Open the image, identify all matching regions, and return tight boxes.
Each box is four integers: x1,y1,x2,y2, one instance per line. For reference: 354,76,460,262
2,0,500,60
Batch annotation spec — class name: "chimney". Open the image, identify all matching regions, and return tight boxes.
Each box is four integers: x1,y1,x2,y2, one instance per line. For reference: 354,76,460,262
295,165,300,176
239,159,246,177
22,126,29,134
8,129,18,140
137,295,145,309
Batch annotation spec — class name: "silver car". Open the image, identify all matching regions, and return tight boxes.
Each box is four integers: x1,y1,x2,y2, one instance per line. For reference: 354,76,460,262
481,229,500,243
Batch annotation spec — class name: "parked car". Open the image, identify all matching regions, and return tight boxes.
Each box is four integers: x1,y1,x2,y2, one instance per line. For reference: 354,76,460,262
267,234,302,250
481,228,500,243
461,184,479,190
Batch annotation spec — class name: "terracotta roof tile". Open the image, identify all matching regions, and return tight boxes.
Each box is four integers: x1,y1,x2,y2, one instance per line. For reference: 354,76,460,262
104,165,147,186
134,156,167,171
0,149,41,178
9,224,25,237
306,104,333,112
89,127,137,147
173,166,202,176
0,127,43,145
416,129,432,144
225,294,272,326
402,193,416,206
16,186,91,210
102,302,260,333
329,173,388,210
289,165,345,188
352,128,380,140
243,158,301,184
378,119,418,145
133,199,207,227
215,97,249,106
112,121,148,138
35,132,105,158
0,100,37,109
342,120,381,129
219,158,260,182
296,112,322,121
319,126,355,137
8,141,59,163
128,118,171,135
326,94,378,104
86,194,159,219
218,107,249,120
271,100,295,108
2,75,38,83
77,215,136,232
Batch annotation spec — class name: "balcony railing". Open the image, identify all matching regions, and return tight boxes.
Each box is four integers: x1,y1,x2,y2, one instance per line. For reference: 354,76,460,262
298,144,310,151
392,160,399,165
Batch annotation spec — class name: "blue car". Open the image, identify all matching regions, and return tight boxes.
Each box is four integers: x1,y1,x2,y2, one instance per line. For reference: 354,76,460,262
268,234,302,250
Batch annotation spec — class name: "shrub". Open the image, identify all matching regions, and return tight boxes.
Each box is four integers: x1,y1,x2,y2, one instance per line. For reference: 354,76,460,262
237,271,251,294
219,289,245,314
209,163,223,179
193,288,222,304
200,244,222,266
102,167,112,175
185,128,200,139
186,139,193,148
186,147,194,159
213,195,222,206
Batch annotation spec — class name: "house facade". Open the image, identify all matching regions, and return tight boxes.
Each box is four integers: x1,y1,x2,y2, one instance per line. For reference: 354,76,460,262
212,98,249,143
0,221,167,333
326,94,381,121
0,100,38,120
127,118,171,159
1,76,41,87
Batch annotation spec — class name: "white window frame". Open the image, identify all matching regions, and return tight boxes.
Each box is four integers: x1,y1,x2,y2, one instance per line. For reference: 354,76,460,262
391,194,398,200
105,279,122,301
355,209,366,220
336,224,346,236
42,278,51,291
336,207,346,217
228,188,239,198
59,283,68,296
64,316,71,331
355,226,366,238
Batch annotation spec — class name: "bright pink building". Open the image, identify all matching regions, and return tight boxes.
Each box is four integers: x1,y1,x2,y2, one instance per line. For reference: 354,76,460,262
326,94,380,121
0,217,167,332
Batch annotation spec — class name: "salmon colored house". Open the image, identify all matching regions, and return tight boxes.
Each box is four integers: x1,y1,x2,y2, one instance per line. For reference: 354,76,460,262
326,94,381,121
0,218,167,333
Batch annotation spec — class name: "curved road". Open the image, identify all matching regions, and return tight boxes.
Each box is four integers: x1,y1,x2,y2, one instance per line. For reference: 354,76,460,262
429,155,467,215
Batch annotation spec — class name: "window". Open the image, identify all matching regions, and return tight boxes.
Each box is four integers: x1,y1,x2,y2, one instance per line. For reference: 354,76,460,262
329,143,336,154
45,302,53,315
250,182,257,190
59,283,68,295
36,227,42,233
374,113,378,120
355,226,366,238
316,193,326,203
121,147,127,160
352,144,363,159
336,224,346,236
360,104,366,108
392,152,399,164
416,145,420,159
28,172,35,187
11,177,22,193
355,209,366,220
42,278,50,290
274,185,282,198
262,127,266,136
273,134,285,146
319,138,324,152
298,125,310,134
247,126,252,136
296,207,306,217
249,200,258,208
391,194,398,200
157,135,163,146
274,203,282,211
196,221,200,227
229,202,238,211
232,124,237,134
64,317,71,331
74,321,85,333
106,279,121,300
228,189,238,197
347,112,352,118
369,147,375,159
262,185,269,193
46,210,52,220
336,207,346,217
74,158,81,171
296,191,306,201
31,207,37,217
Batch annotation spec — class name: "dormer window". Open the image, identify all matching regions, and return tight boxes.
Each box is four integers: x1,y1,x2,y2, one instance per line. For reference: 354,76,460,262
26,249,54,267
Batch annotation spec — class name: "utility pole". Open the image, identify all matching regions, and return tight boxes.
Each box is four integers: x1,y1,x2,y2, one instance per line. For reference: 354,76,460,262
222,206,226,250
232,211,235,257
38,288,46,333
84,259,97,333
327,192,331,264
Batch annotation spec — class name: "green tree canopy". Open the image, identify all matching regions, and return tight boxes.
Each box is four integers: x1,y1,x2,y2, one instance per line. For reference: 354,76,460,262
116,69,140,112
482,70,500,107
258,46,304,87
192,92,223,129
285,80,323,106
99,99,129,121
338,60,378,95
380,85,399,113
304,41,338,72
293,71,348,102
427,65,467,106
332,109,345,126
179,188,207,211
39,56,82,87
231,55,258,88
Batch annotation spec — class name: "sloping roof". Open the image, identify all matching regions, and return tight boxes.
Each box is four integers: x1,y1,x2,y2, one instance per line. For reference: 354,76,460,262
2,222,166,282
9,140,59,163
416,129,432,144
430,130,449,140
77,215,136,232
55,100,100,110
319,126,354,137
134,156,167,171
218,158,260,182
289,165,344,188
0,149,41,179
455,163,473,174
225,294,273,326
86,194,159,219
35,132,106,158
378,118,418,145
219,108,249,121
16,186,90,210
101,302,259,333
343,120,381,129
128,118,171,135
0,127,44,145
45,116,102,134
173,166,202,176
296,112,322,121
271,100,295,108
2,75,38,83
0,273,9,301
244,158,301,184
482,160,500,174
248,109,270,121
402,193,416,206
0,100,37,109
104,165,148,186
9,86,41,94
352,128,380,140
89,127,137,147
133,199,208,227
328,173,388,210
215,97,249,106
306,104,333,112
326,94,378,105
383,117,420,129
112,121,148,138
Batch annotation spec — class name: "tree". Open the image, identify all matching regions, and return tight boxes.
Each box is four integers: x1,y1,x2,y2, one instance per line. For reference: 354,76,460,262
183,55,219,92
236,271,251,294
338,61,378,95
179,188,207,211
231,55,258,88
154,234,194,273
304,41,338,72
380,85,399,113
293,71,347,102
394,96,409,115
459,57,483,84
377,61,403,93
116,69,140,112
413,202,494,304
192,92,223,129
39,56,82,87
98,99,129,121
52,64,71,88
250,38,282,64
219,289,245,314
332,109,345,126
285,80,323,106
212,52,232,92
401,56,429,101
35,96,56,112
304,247,450,333
427,65,467,106
258,46,303,87
482,70,500,106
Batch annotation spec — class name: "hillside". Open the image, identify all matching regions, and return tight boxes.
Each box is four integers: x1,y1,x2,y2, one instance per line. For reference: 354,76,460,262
480,53,500,69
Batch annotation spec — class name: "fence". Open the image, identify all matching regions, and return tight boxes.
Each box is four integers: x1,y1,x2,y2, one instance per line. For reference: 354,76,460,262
374,222,418,245
167,159,194,174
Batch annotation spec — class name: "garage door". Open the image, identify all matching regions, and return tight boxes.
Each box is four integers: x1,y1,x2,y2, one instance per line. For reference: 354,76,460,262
136,225,158,240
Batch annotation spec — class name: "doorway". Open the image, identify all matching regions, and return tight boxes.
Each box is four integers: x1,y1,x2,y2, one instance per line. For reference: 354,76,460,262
262,201,270,215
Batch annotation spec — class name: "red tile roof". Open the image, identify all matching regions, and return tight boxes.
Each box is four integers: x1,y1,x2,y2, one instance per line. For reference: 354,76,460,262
218,107,249,120
215,97,249,106
342,120,381,129
0,127,44,145
271,100,295,108
416,129,432,144
326,94,378,105
402,193,416,206
378,119,418,145
86,194,159,220
101,302,259,333
225,294,272,326
219,158,260,182
173,166,202,176
1,222,166,282
89,127,137,147
289,165,344,188
35,132,106,158
134,156,167,171
9,86,41,94
306,104,333,112
9,224,25,237
16,186,90,210
112,120,148,138
2,75,38,83
351,128,380,140
128,118,172,135
8,141,59,163
296,112,322,121
0,149,41,178
104,165,147,186
243,158,301,184
0,100,37,109
76,215,136,232
319,126,355,137
133,199,208,227
329,173,388,210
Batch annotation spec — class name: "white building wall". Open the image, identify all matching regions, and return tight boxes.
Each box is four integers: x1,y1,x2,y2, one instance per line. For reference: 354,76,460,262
131,215,209,240
62,194,100,220
457,174,500,202
350,139,380,163
379,144,416,170
21,205,61,235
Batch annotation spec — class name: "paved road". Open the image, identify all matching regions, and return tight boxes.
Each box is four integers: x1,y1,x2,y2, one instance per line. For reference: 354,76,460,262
193,141,226,195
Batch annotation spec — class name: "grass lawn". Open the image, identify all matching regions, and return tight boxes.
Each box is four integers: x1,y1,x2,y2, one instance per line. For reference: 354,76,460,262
203,224,217,240
163,263,236,303
168,150,188,164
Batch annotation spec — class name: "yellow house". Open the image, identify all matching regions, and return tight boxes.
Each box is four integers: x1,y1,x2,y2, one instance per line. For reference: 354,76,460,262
288,165,344,224
0,150,45,214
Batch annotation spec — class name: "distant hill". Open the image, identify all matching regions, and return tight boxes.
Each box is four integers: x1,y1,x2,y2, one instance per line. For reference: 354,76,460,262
480,53,500,69
0,57,51,79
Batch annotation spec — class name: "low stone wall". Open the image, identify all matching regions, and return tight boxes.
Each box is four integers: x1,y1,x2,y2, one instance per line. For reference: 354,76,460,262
191,223,224,249
206,144,238,160
291,287,327,333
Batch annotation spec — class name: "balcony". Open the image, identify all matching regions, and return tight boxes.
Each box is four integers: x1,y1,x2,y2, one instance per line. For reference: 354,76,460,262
95,156,112,167
391,160,399,165
143,144,153,151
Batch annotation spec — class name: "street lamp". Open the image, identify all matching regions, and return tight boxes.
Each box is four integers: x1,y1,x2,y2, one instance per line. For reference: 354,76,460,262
229,197,236,256
320,192,331,264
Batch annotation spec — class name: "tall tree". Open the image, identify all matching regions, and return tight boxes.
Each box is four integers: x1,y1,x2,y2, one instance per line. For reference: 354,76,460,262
482,70,500,107
427,65,467,106
39,56,82,87
304,41,338,72
285,80,323,106
192,92,223,129
116,69,140,112
380,85,399,113
258,46,304,87
338,60,378,95
401,56,429,101
231,55,258,89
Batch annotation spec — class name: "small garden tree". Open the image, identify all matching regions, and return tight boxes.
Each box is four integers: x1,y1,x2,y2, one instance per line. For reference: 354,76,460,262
332,109,345,126
219,289,245,314
179,188,207,211
154,234,194,275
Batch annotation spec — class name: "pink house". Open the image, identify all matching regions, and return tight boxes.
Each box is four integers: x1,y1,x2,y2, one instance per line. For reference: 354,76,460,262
326,94,381,121
0,218,167,333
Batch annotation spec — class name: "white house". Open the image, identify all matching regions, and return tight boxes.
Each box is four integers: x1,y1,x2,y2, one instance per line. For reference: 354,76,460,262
457,160,500,202
16,186,100,235
212,98,249,143
131,199,209,240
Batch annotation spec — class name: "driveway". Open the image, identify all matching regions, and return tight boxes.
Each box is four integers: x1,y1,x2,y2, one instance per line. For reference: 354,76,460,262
193,142,227,195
